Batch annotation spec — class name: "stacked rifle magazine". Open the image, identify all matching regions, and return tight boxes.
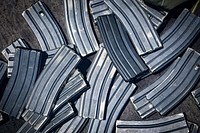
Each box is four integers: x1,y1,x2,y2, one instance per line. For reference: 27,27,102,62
0,0,200,132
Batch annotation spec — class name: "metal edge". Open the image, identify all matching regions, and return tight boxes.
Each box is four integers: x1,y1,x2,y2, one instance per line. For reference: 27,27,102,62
2,39,29,78
130,57,181,118
22,109,48,130
22,1,66,51
142,9,200,72
187,121,199,133
90,0,167,29
7,53,15,77
104,0,162,55
192,88,200,107
56,96,89,133
77,46,117,120
131,97,155,119
0,60,7,85
44,48,59,66
17,49,42,119
160,9,190,42
22,109,35,122
137,0,168,29
22,71,86,129
53,70,88,112
26,45,80,116
17,122,39,133
57,116,89,133
38,103,75,132
0,112,2,122
89,0,113,21
1,38,29,60
97,14,149,82
146,48,200,115
116,113,189,133
64,0,99,56
87,75,136,133
0,48,42,118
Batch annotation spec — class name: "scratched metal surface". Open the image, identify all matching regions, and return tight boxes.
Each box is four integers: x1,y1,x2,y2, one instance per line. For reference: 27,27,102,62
0,0,200,133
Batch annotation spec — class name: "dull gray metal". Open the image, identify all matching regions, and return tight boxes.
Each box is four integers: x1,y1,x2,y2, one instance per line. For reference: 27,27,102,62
187,121,199,133
55,94,89,133
104,0,162,55
40,103,75,133
22,1,66,51
64,0,99,56
0,48,42,118
116,113,189,133
1,38,29,60
17,122,39,133
0,113,2,122
192,87,200,108
44,46,78,66
0,60,7,85
53,70,88,112
22,70,87,130
137,0,168,29
22,103,75,131
26,45,80,116
90,0,112,21
77,46,117,120
44,49,58,66
2,39,29,77
56,116,88,133
142,9,200,72
146,48,200,115
7,53,15,77
97,14,149,82
130,58,180,118
90,0,167,30
22,110,48,130
87,75,137,133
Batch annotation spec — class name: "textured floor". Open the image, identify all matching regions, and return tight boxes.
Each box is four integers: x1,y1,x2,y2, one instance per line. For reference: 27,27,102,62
0,0,200,133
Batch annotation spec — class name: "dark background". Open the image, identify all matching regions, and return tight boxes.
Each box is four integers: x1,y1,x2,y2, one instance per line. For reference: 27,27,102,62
0,0,200,132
